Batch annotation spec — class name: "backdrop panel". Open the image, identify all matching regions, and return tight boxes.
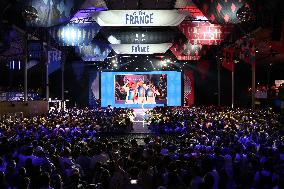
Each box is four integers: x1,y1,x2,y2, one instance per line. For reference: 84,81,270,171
73,10,188,26
89,71,100,108
24,0,84,27
192,0,245,24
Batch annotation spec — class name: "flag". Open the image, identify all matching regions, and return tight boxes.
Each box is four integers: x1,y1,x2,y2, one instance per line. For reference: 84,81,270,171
221,48,234,71
197,60,210,80
27,60,39,70
47,50,62,75
249,42,256,65
238,36,256,65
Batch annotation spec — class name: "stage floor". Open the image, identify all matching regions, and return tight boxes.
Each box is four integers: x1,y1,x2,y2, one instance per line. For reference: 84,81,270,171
131,108,151,133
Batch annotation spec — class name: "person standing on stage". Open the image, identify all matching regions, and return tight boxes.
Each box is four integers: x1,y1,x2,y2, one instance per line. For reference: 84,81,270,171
146,82,160,104
123,81,137,104
137,80,147,104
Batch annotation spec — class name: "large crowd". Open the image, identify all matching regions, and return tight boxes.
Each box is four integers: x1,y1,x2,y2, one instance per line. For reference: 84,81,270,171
0,106,283,189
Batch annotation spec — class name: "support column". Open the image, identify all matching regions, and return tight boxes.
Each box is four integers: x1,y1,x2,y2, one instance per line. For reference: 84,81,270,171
252,62,256,110
217,61,221,106
232,69,234,108
24,33,28,101
61,55,64,102
46,61,49,107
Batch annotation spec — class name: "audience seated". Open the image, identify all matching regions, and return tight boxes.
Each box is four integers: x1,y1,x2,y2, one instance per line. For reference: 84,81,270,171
0,106,283,189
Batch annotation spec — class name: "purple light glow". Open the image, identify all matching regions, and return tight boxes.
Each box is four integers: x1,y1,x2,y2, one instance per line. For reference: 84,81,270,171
70,6,107,24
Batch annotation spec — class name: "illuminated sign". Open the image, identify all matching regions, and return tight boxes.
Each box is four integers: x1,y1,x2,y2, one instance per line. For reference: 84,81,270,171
71,10,188,26
111,43,172,54
125,11,153,25
132,45,150,53
178,22,233,45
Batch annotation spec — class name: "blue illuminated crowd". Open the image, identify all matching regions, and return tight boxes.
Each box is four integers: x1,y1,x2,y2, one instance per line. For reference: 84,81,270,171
0,106,283,189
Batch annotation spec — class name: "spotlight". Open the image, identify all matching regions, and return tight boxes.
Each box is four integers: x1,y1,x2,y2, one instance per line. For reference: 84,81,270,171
22,6,38,21
161,60,167,67
112,59,116,64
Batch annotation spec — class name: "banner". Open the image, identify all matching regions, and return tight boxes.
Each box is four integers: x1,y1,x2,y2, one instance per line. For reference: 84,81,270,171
49,23,101,46
76,42,111,61
48,50,62,75
71,10,188,26
111,43,172,54
184,70,194,106
72,61,84,81
27,60,39,70
178,22,233,45
48,50,61,63
221,48,234,71
28,40,42,61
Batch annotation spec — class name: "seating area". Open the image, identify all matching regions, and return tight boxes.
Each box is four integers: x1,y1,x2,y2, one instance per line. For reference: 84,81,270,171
0,106,283,189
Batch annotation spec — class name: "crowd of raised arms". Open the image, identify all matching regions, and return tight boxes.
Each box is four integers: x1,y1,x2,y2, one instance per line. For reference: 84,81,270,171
0,106,283,189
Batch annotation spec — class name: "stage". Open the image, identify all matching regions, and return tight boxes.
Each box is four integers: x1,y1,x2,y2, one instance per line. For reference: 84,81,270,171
132,108,151,133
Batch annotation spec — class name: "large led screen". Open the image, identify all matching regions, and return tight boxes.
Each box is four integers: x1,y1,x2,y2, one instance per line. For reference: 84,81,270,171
115,74,167,105
101,71,181,108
